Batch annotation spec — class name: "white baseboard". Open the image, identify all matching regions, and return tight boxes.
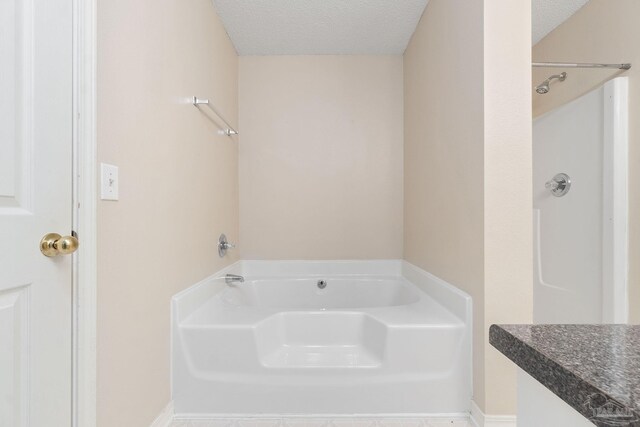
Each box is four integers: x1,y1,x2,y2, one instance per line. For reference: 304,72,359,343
174,413,469,420
470,401,516,427
150,401,174,427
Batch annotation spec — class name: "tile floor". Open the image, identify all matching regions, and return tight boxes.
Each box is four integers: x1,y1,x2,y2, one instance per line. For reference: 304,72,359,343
171,417,472,427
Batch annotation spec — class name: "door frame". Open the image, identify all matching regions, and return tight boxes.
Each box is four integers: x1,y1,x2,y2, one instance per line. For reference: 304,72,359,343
72,0,97,424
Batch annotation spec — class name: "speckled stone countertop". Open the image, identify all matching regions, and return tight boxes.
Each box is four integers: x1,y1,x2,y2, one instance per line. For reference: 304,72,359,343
490,324,640,427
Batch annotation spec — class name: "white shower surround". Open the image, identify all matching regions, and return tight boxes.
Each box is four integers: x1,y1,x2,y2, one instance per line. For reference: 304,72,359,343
172,260,471,418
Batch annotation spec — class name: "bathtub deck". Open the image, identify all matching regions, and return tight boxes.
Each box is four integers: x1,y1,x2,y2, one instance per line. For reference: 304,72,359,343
181,290,464,328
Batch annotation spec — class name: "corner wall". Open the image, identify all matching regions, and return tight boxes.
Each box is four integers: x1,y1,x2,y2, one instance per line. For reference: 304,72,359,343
532,0,640,324
96,0,238,425
404,0,532,416
483,0,533,415
403,0,485,408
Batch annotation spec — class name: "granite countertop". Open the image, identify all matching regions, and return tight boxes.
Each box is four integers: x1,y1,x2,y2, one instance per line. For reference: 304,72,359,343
490,324,640,427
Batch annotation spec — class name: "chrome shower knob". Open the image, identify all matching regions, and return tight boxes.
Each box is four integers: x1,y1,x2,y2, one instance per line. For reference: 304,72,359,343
545,173,571,197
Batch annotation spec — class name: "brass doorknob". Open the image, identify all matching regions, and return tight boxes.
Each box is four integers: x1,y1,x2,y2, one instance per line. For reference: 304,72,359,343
40,233,79,257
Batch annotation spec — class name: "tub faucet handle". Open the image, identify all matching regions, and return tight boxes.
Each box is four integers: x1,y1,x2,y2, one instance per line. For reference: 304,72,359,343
218,233,236,257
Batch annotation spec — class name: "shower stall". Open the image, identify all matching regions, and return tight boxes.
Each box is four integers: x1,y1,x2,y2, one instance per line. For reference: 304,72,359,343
532,76,629,324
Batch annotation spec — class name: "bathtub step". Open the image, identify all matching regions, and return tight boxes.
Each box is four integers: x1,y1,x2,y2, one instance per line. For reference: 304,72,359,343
260,344,381,368
254,312,387,369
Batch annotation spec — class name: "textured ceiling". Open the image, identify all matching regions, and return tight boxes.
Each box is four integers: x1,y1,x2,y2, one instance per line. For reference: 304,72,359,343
211,0,429,55
532,0,590,45
212,0,590,55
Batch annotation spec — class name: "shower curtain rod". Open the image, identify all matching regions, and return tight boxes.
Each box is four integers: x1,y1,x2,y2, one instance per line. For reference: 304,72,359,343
533,62,631,70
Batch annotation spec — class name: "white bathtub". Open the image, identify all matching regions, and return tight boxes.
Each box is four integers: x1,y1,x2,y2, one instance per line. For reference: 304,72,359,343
172,261,471,417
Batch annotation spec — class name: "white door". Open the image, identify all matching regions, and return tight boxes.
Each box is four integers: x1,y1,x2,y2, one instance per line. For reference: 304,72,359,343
533,78,628,324
0,0,74,425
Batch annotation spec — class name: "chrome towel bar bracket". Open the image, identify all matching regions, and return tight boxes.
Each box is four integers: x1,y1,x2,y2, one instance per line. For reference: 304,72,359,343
192,96,239,137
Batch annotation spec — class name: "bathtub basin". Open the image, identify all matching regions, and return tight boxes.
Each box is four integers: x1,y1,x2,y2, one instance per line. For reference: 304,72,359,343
172,260,471,417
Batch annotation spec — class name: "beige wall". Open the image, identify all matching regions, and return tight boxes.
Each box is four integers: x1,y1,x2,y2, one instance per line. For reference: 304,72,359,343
403,0,486,408
97,0,238,425
404,0,532,415
239,56,403,260
483,0,533,415
533,0,640,323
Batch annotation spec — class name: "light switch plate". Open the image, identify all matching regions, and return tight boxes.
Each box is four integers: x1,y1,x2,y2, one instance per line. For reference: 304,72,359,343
100,163,119,200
